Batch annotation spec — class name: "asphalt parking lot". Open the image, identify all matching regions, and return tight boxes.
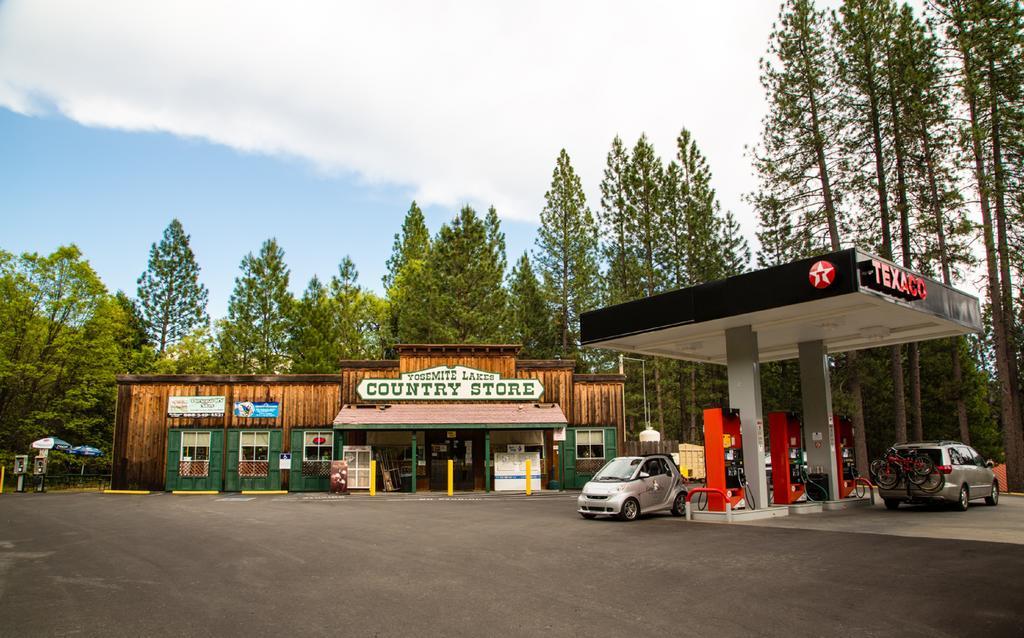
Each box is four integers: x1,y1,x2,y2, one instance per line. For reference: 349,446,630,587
2,492,1023,637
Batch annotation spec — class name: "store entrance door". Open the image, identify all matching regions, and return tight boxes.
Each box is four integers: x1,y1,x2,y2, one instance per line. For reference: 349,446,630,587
429,432,474,491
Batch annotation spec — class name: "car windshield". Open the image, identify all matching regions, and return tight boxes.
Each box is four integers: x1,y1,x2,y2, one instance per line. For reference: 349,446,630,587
592,458,642,481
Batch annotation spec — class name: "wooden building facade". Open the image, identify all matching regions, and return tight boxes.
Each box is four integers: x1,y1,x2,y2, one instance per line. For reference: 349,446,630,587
112,345,625,492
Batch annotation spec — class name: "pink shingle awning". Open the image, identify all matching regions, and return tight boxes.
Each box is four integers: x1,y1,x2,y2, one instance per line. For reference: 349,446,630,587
333,403,568,430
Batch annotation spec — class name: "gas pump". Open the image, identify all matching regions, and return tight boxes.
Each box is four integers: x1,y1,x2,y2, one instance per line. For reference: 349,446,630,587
833,414,857,498
13,455,28,493
768,412,806,505
702,407,747,511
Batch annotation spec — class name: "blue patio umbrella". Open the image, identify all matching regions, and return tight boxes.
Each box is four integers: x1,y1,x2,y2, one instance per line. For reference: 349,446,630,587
68,445,104,457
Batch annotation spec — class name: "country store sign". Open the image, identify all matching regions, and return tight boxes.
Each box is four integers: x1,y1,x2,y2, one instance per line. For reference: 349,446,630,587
357,365,544,401
167,395,226,418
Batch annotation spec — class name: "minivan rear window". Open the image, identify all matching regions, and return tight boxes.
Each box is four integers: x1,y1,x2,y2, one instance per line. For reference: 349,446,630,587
898,447,943,465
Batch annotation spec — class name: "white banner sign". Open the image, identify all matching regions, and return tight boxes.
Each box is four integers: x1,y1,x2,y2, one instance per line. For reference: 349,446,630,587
168,396,226,418
494,452,542,492
357,365,544,401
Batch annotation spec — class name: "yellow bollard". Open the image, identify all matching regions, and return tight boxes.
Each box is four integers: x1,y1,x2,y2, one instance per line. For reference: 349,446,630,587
447,459,453,496
370,459,376,496
1,466,5,494
525,459,532,496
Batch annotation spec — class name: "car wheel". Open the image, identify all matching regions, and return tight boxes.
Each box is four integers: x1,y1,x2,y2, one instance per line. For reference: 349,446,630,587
580,513,597,519
883,498,900,510
618,497,640,521
671,492,686,517
985,482,999,506
954,484,969,511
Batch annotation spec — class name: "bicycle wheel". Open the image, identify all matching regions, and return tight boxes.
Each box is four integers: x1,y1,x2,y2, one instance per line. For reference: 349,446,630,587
907,454,936,486
854,480,867,498
917,469,944,493
873,460,901,490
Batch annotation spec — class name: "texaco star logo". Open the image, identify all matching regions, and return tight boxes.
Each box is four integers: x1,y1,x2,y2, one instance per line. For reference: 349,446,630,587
808,260,836,289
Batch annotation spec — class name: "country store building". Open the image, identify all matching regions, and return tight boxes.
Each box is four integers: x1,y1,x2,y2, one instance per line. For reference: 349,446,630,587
112,344,625,493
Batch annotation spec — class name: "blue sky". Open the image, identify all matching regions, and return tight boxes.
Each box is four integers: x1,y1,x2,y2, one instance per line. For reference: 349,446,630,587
0,2,793,319
0,108,541,318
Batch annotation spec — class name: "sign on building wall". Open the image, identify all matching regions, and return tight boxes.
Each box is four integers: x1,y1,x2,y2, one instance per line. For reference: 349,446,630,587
167,396,226,418
356,365,545,401
233,401,280,418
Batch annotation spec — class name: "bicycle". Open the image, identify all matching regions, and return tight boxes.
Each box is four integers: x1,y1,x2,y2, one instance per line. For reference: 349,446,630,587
869,447,941,492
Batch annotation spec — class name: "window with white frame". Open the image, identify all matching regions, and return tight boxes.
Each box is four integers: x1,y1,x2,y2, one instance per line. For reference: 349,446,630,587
180,431,211,477
239,431,270,477
302,431,333,477
575,429,605,459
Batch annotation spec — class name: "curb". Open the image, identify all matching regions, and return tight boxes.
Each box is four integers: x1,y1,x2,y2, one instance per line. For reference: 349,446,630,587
172,490,219,495
103,490,151,495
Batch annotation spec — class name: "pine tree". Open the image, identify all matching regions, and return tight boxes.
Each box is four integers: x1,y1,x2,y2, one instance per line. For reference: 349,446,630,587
754,0,869,475
288,276,340,373
428,206,509,343
718,209,751,277
384,202,431,291
331,257,386,359
623,134,669,434
508,253,557,359
385,202,434,346
217,238,292,373
934,0,1024,489
597,136,639,305
136,219,208,352
535,149,601,360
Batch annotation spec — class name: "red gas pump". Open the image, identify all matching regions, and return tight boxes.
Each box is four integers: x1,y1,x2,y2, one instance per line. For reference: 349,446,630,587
768,411,806,505
702,407,746,511
833,414,857,499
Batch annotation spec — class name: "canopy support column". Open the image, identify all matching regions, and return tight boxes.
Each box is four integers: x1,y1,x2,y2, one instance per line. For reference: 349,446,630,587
725,325,767,509
798,340,840,500
410,432,417,494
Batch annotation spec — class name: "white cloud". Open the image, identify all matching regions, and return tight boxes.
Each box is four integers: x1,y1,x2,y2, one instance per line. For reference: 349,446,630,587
0,1,781,227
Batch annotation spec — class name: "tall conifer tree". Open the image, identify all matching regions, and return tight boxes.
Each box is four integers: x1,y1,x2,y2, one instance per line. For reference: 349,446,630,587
218,238,292,373
136,219,208,352
535,149,601,360
508,253,557,359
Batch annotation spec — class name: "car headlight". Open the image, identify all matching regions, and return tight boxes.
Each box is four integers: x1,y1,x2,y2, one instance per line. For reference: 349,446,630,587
613,484,627,493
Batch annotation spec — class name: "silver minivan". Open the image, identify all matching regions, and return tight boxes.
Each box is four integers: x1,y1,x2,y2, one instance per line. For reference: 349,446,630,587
577,455,689,521
878,441,999,511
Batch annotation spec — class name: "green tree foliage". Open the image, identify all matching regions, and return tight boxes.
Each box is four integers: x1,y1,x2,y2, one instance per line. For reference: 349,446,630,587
0,246,136,462
535,149,601,359
288,259,389,372
753,0,846,252
415,205,509,343
597,136,640,305
136,219,209,353
153,326,217,374
507,253,557,359
217,238,292,373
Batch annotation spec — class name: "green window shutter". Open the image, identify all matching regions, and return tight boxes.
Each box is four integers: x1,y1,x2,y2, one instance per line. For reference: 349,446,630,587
604,428,617,460
166,430,182,491
209,430,224,491
269,430,283,490
565,429,577,489
225,430,240,492
290,429,304,492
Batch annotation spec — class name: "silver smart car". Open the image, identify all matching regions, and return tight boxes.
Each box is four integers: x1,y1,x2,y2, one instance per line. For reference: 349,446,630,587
577,455,689,521
878,441,999,511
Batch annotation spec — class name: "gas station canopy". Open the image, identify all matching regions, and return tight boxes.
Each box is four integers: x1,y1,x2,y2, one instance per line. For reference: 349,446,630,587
580,248,982,364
